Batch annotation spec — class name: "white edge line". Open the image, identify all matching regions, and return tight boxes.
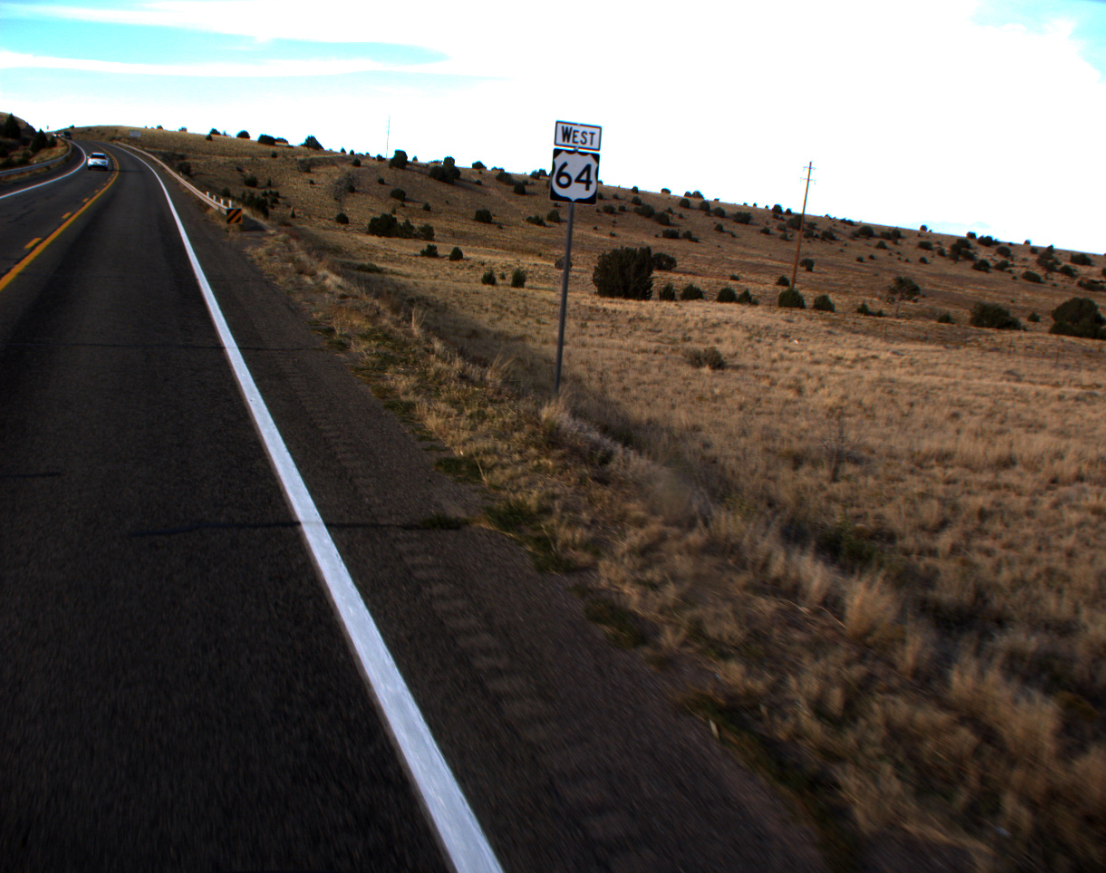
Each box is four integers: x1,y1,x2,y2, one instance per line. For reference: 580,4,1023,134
0,144,88,200
133,152,504,873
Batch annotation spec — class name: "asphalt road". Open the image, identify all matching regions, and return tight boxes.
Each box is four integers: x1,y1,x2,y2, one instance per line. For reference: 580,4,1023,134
0,142,830,872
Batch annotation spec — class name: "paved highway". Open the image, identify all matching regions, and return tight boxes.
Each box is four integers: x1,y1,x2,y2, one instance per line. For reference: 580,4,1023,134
0,142,828,872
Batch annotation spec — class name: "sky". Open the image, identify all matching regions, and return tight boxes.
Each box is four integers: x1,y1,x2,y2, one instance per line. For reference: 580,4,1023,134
2,0,1104,252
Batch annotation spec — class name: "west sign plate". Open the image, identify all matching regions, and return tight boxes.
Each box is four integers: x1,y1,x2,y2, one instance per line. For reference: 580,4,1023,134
550,149,600,204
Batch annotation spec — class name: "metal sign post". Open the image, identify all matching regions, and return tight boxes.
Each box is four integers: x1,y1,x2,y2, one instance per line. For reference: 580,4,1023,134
550,121,601,394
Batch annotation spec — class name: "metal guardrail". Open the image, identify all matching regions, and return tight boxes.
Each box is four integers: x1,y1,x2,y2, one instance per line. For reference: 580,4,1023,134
117,143,235,216
0,142,74,179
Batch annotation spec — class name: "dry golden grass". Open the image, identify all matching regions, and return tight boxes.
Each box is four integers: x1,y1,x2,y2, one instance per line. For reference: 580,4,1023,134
83,125,1106,870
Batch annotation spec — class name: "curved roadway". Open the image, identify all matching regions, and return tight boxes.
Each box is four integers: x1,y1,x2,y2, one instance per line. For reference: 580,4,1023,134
0,142,829,872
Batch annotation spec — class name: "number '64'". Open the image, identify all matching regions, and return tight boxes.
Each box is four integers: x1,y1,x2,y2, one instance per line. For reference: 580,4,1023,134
555,161,593,190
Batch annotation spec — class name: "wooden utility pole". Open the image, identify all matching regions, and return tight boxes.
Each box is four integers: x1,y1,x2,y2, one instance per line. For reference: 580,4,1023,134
790,161,815,290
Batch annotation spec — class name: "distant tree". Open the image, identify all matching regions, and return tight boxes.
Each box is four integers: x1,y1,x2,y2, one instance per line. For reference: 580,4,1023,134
592,246,654,300
1050,297,1106,339
429,156,462,184
389,149,408,169
970,302,1022,331
257,134,276,146
236,130,250,139
449,246,464,261
651,252,677,272
800,257,814,272
886,276,921,315
302,135,323,150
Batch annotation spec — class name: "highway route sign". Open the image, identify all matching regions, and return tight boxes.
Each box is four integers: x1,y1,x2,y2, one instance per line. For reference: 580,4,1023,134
550,149,600,204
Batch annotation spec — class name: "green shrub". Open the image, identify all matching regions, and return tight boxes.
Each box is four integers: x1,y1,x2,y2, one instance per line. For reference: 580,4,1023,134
496,170,515,185
857,225,875,238
302,135,323,151
449,247,464,261
243,174,259,188
418,223,434,241
775,275,791,287
654,212,670,226
937,311,955,324
257,134,276,146
971,259,991,272
592,246,654,299
970,302,1022,330
888,275,921,304
717,287,738,303
812,294,835,312
631,195,643,206
714,223,725,233
662,229,680,240
428,156,461,184
1059,265,1076,277
1071,252,1094,267
2,114,21,139
367,213,417,238
335,212,349,225
513,182,527,196
511,268,527,288
1049,297,1106,339
474,209,493,224
390,188,406,202
633,203,655,218
1022,270,1043,284
736,289,758,305
733,211,752,225
778,288,806,309
472,160,486,170
659,283,677,301
679,284,704,301
481,269,497,286
651,252,677,272
546,209,561,224
236,130,250,139
679,197,691,208
820,229,837,241
698,200,711,213
996,245,1012,258
857,302,884,317
1027,311,1040,323
800,258,814,272
1077,278,1106,292
876,240,889,250
389,150,408,169
421,244,438,258
685,347,725,370
526,214,548,226
351,157,361,167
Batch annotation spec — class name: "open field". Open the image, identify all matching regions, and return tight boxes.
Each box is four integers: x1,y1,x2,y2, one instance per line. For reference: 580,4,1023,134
83,126,1106,870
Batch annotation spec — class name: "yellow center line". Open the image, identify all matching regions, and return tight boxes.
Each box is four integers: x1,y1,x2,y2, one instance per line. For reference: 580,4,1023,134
0,168,119,294
24,237,43,250
61,211,72,219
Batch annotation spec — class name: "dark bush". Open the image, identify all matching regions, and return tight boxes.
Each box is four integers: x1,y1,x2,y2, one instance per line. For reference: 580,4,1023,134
257,134,276,146
699,200,711,213
737,289,758,305
937,311,955,324
2,114,21,139
679,197,691,208
633,204,655,218
302,135,323,150
651,252,677,272
971,259,991,272
474,209,493,224
546,209,561,224
778,288,805,309
857,225,875,239
888,275,921,303
592,246,654,299
389,150,408,169
1050,297,1106,339
367,213,417,238
685,347,725,370
800,257,814,272
511,268,527,288
659,283,677,301
812,294,835,312
775,275,791,287
918,240,934,251
449,247,464,261
236,130,250,139
421,244,438,258
771,204,784,216
429,156,461,184
820,229,837,241
1077,278,1106,292
734,211,752,225
351,157,361,167
996,245,1012,258
526,214,548,226
654,212,670,226
876,240,889,250
662,229,680,240
495,170,515,185
472,160,486,170
1071,252,1094,267
857,303,884,317
1028,312,1040,323
717,287,738,303
243,174,258,188
680,284,704,301
1022,270,1043,283
681,231,698,242
631,196,643,206
970,302,1022,330
513,182,527,196
335,212,349,225
390,188,406,202
995,260,1011,271
418,223,434,241
481,269,497,286
1059,265,1076,278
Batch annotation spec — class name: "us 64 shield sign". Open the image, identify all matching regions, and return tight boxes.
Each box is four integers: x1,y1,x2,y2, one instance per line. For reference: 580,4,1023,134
550,149,600,204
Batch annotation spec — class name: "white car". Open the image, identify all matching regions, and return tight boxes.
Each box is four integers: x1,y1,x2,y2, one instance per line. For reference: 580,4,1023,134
86,152,110,170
